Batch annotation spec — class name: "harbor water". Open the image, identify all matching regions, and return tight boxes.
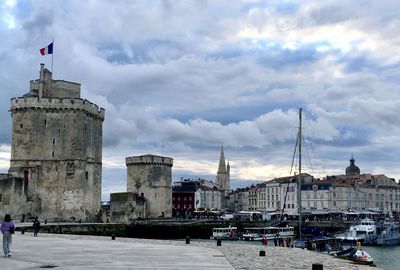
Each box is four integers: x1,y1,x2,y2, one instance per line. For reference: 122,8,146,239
362,245,400,270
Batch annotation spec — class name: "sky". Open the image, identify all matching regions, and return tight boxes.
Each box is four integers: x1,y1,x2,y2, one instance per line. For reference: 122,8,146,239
1,0,400,201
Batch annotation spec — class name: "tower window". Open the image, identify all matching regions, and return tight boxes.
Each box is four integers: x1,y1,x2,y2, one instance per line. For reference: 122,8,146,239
52,138,55,145
45,120,47,126
52,151,54,157
20,124,23,129
85,171,88,180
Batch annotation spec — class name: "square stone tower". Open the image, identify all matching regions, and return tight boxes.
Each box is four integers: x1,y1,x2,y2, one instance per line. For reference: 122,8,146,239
8,64,105,221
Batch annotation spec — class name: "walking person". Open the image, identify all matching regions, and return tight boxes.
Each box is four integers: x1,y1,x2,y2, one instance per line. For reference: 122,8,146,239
1,214,16,257
33,217,41,237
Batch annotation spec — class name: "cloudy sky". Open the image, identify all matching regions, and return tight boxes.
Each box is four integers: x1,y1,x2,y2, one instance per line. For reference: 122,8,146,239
1,0,400,201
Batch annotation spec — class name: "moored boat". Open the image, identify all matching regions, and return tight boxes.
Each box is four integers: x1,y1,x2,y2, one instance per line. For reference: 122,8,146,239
336,218,377,245
241,226,295,241
349,249,374,265
376,220,400,246
211,226,238,240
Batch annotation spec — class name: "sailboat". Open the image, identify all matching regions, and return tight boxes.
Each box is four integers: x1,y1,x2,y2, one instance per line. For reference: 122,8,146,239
291,109,375,265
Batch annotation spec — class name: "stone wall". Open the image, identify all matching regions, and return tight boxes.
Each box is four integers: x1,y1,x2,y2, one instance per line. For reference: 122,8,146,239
0,174,27,220
109,192,146,223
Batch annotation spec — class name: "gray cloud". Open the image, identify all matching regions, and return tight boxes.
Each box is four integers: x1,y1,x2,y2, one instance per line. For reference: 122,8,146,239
1,0,400,200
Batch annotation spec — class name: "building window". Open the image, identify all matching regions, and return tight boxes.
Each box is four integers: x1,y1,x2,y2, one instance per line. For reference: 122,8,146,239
0,194,2,202
85,171,88,180
20,124,23,129
44,120,47,126
52,151,54,157
53,138,55,145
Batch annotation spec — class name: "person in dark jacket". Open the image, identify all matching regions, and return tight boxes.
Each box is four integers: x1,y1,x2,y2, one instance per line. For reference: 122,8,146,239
0,214,16,257
33,217,41,237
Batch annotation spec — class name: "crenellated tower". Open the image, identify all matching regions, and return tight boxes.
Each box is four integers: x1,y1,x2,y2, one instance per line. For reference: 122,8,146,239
126,154,173,218
8,64,104,221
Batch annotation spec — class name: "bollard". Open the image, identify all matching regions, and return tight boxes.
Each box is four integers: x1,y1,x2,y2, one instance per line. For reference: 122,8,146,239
111,234,116,240
259,251,266,257
312,263,323,270
186,236,190,244
21,229,25,235
217,239,222,246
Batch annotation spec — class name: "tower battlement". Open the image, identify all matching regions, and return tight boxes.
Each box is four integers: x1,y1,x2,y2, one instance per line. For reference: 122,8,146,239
10,96,105,120
126,154,173,167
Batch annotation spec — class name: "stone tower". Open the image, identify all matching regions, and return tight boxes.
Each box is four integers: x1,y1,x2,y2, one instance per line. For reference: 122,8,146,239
216,144,230,191
126,154,173,218
8,64,104,221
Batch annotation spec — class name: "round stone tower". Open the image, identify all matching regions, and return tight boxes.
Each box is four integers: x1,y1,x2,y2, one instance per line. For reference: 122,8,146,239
8,64,104,221
126,154,173,218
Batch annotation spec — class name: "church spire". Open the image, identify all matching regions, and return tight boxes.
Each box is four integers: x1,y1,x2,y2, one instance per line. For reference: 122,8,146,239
217,143,227,174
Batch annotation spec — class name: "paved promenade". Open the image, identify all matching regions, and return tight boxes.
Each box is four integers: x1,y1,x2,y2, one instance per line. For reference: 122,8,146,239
1,233,381,270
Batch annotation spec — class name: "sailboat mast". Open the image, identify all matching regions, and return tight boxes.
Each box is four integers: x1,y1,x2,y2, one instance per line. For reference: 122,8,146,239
298,108,302,239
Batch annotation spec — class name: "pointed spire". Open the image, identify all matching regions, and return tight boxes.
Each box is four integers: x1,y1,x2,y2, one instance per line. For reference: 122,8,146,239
350,153,355,165
217,143,227,174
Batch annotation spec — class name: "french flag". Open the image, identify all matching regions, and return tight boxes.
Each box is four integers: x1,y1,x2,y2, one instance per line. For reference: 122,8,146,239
40,42,53,55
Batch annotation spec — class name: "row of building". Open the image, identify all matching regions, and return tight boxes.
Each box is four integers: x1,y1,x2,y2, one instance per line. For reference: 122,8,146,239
173,155,400,219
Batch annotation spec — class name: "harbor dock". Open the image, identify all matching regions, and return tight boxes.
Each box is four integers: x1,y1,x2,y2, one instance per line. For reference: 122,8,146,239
1,233,382,269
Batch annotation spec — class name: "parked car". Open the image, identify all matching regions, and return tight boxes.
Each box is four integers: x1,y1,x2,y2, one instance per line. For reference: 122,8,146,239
220,213,234,220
